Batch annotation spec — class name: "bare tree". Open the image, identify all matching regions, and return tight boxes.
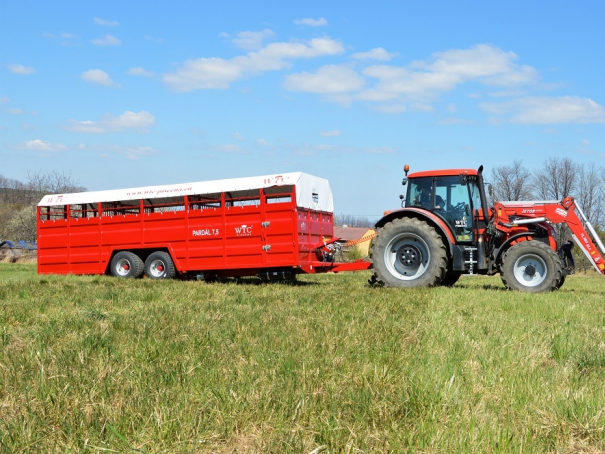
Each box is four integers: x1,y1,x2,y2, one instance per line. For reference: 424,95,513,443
532,157,579,200
334,215,374,228
0,175,28,205
3,205,37,242
576,163,604,227
27,170,86,198
532,157,581,246
0,170,85,241
490,160,533,202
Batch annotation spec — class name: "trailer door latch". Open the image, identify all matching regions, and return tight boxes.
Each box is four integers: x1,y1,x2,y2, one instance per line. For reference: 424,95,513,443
261,221,270,227
262,245,271,251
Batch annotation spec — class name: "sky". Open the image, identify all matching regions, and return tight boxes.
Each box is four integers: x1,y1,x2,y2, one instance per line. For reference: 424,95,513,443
1,0,604,219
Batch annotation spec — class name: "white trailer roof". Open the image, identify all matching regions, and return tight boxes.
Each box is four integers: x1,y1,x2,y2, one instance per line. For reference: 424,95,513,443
38,172,334,213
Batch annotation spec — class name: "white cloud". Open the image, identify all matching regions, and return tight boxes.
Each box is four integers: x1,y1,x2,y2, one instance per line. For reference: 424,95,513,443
480,96,605,124
144,36,164,44
0,96,10,104
294,17,328,27
360,44,538,102
284,65,365,94
7,64,36,75
373,105,407,114
438,117,477,125
352,48,396,61
91,34,121,46
256,138,270,146
43,32,78,45
7,108,25,115
231,29,275,50
64,111,156,133
234,132,245,141
162,37,344,91
287,142,395,156
12,139,67,152
215,144,246,153
320,130,341,137
81,69,121,87
78,143,158,159
286,43,541,113
107,145,157,160
127,67,154,77
94,17,120,27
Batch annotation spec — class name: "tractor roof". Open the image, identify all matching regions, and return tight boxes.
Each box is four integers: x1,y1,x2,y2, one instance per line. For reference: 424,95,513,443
408,168,478,178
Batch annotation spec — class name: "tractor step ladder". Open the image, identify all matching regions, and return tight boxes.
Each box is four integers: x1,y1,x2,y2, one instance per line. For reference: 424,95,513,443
464,246,478,275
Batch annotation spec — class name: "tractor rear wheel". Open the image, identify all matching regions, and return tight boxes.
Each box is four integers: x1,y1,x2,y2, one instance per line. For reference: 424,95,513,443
440,270,462,287
145,251,176,280
500,241,562,292
370,217,447,288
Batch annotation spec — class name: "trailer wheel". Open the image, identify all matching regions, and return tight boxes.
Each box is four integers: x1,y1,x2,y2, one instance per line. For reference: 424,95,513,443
440,270,462,287
145,251,176,279
110,251,144,278
500,241,562,292
370,217,447,288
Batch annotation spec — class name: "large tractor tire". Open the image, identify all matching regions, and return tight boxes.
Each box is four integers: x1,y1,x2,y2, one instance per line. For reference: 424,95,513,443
500,241,562,292
370,217,447,288
440,270,462,287
110,251,144,278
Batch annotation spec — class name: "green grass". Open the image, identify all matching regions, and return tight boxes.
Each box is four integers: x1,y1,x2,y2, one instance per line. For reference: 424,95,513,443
1,263,605,453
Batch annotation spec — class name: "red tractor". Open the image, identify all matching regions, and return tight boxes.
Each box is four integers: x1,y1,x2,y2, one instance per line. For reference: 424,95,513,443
370,165,605,292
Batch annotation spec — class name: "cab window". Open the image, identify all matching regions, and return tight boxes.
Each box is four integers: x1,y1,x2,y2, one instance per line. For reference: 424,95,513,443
406,176,473,242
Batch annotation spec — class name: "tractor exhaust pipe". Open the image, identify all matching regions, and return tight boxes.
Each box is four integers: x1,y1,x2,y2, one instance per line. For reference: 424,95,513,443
477,165,490,223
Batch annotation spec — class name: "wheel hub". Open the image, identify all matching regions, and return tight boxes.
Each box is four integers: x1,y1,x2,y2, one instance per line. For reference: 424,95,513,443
399,245,422,269
512,253,547,287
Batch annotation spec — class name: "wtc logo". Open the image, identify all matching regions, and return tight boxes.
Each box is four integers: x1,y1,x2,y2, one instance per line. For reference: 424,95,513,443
235,224,253,236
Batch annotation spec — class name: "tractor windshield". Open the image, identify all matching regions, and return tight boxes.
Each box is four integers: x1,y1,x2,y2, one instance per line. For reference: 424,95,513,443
407,176,474,242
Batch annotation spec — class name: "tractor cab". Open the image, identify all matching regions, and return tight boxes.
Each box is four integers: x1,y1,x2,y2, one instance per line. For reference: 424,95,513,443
405,168,486,243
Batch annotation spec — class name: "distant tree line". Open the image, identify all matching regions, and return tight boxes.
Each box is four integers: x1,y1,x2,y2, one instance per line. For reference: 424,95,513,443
0,171,84,242
489,157,604,227
334,214,374,228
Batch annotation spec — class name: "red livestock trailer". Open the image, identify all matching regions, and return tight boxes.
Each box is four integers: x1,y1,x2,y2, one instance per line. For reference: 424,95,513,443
37,172,370,280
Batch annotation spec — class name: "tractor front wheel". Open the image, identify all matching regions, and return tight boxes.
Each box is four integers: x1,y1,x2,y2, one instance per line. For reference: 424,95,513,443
500,241,562,292
370,217,447,288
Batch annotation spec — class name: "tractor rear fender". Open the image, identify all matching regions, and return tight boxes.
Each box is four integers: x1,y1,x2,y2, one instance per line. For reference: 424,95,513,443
375,208,456,257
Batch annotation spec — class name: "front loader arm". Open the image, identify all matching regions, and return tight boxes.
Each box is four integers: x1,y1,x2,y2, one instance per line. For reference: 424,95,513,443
560,199,605,274
493,197,605,274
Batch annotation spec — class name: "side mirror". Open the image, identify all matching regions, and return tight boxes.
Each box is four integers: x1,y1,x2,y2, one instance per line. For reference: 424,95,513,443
459,174,468,186
487,183,493,198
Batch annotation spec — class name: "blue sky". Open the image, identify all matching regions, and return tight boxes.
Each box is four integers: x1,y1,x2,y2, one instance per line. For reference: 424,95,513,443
1,0,604,218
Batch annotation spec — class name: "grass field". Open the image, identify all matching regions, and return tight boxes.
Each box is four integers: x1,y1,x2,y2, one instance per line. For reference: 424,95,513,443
1,263,605,453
